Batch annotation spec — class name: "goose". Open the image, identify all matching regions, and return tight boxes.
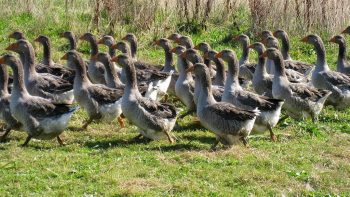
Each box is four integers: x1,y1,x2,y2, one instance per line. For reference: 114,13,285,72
171,46,196,116
301,34,350,110
193,42,217,79
0,61,21,142
262,48,331,121
248,42,274,97
94,52,152,99
329,35,350,74
273,29,314,74
234,34,256,80
34,35,75,83
187,63,260,148
216,49,283,141
111,54,177,143
60,31,77,50
6,40,74,105
79,33,106,84
153,38,178,97
175,35,194,49
181,49,224,103
8,31,26,40
204,50,226,86
0,54,78,146
113,40,174,98
96,35,123,75
121,33,161,70
62,51,125,129
260,30,273,42
264,36,309,83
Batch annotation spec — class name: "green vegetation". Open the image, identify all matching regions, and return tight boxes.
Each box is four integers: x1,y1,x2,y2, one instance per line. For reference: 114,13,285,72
0,0,350,196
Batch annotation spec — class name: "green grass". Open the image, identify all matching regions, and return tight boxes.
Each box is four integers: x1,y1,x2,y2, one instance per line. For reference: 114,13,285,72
1,2,350,196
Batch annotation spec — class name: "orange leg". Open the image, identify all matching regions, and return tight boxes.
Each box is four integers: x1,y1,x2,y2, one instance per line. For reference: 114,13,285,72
118,116,125,128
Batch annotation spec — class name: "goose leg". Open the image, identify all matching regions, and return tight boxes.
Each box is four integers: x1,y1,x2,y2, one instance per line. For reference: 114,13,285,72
82,118,93,130
22,135,32,147
57,136,65,146
268,125,277,142
162,93,169,103
0,128,11,142
164,130,175,144
117,117,125,128
240,136,249,147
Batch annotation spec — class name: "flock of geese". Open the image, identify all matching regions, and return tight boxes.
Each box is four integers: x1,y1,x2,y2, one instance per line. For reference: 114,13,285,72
1,26,350,149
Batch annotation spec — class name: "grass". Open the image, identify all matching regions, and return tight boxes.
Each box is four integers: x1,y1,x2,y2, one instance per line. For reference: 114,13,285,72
1,2,350,196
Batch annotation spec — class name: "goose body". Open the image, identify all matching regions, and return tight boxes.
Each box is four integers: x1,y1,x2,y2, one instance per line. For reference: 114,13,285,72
63,51,123,129
112,54,177,142
191,63,259,148
302,34,350,110
263,48,331,121
7,40,74,104
0,54,78,145
216,49,283,139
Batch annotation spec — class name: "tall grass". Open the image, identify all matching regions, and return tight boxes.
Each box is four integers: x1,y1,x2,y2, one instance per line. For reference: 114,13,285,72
0,0,349,37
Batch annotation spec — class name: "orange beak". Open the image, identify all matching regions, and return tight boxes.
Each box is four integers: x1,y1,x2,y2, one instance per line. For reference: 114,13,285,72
341,29,348,34
111,44,117,49
121,36,127,41
61,53,69,60
193,45,200,50
300,36,308,43
153,39,161,46
170,47,177,53
0,56,5,64
34,37,40,42
97,39,104,44
180,52,187,59
260,51,268,58
273,31,277,37
329,36,336,43
233,36,240,41
174,38,181,44
6,43,19,51
203,52,209,59
59,32,65,38
186,65,194,73
111,56,119,62
79,35,85,40
214,51,223,59
248,44,254,49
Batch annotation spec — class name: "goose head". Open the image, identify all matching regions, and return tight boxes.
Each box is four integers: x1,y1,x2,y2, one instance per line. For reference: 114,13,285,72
34,35,50,45
300,34,323,46
215,49,237,63
204,50,219,61
175,36,193,48
329,35,346,45
273,29,287,39
153,38,172,50
248,42,266,55
341,26,350,35
264,36,279,49
233,34,250,45
9,31,25,40
6,39,30,54
97,35,115,47
260,30,273,42
93,52,111,66
61,50,85,70
170,46,186,56
194,42,211,53
111,41,131,56
122,33,136,43
180,49,203,64
60,31,75,39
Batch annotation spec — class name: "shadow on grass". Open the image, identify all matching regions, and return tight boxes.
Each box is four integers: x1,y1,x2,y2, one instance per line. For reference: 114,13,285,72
181,134,215,145
173,122,204,132
145,143,205,152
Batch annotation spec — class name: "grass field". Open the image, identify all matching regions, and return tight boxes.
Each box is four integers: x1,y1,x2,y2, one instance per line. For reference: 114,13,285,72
0,2,350,196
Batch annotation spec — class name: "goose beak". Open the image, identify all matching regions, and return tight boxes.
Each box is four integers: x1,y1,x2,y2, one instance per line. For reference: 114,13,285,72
79,35,85,40
97,39,104,44
111,44,117,49
272,31,277,37
170,48,177,53
61,53,69,60
186,65,194,73
121,36,127,41
203,52,209,59
300,36,308,43
260,51,268,58
34,37,40,42
341,29,348,34
5,43,19,51
248,44,254,49
174,38,181,44
329,37,336,43
180,52,187,59
8,33,15,39
111,56,119,63
214,51,223,59
59,32,65,38
193,45,200,50
0,56,5,64
152,40,160,46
